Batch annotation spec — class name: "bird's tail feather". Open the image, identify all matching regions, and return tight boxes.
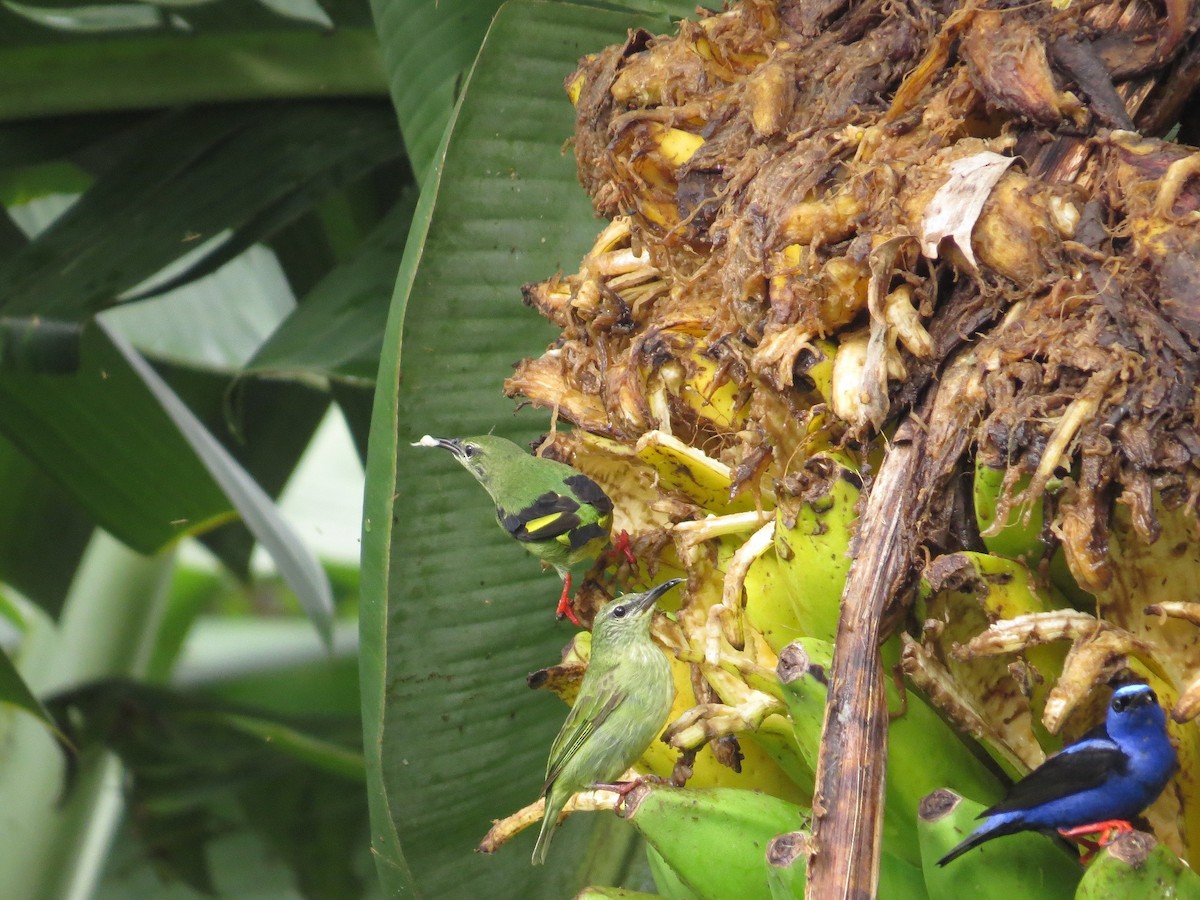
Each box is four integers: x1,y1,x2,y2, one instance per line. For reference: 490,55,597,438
531,794,566,866
937,815,1024,867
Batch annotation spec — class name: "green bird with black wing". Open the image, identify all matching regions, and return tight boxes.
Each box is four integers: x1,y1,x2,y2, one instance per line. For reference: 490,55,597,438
532,578,683,864
415,434,632,625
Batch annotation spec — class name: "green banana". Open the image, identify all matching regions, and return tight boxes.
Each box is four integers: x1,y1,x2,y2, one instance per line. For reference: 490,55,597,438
765,831,808,900
646,843,702,900
918,542,1200,859
917,789,1081,900
879,854,928,899
621,784,807,900
973,459,1046,563
972,457,1093,607
778,637,1002,866
762,827,926,899
916,550,1070,770
879,636,1004,862
1073,831,1200,899
745,450,862,649
775,638,832,773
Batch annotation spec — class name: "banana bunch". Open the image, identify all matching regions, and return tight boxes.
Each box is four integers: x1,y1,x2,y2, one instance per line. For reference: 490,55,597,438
908,464,1200,860
478,0,1200,896
483,428,1011,894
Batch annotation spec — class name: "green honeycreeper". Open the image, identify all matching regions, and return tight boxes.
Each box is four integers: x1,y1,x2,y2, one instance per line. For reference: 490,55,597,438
532,578,684,864
414,434,631,625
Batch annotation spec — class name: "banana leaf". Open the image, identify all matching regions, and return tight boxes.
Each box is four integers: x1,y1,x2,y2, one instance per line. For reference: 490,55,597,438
362,2,698,896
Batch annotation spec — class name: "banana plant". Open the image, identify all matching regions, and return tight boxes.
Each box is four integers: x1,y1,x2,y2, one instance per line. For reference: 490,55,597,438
364,1,1200,899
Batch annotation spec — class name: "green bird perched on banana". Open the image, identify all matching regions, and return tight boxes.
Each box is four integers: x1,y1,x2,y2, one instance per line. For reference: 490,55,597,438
532,578,684,865
414,434,633,626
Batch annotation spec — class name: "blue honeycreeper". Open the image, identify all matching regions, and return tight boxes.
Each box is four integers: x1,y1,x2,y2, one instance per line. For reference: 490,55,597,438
938,682,1177,865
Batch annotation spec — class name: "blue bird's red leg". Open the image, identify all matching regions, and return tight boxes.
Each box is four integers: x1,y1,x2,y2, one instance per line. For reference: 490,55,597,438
1057,819,1135,863
554,574,582,627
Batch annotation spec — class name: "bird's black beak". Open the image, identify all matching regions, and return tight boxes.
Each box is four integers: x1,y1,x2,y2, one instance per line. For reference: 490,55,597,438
412,435,464,457
629,577,685,613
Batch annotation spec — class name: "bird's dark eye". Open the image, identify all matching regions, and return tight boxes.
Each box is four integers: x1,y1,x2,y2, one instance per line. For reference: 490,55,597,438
463,445,478,459
1113,695,1128,712
612,605,627,619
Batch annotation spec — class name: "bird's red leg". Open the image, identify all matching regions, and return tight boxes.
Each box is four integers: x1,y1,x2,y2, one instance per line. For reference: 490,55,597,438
554,574,582,627
594,774,669,813
612,529,636,566
1057,820,1134,863
1058,819,1134,844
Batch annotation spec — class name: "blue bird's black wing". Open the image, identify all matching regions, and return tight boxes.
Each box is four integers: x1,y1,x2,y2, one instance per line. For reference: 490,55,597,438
982,742,1128,816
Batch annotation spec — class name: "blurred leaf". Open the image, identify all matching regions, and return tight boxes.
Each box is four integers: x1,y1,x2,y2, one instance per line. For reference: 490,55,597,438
239,772,368,900
100,221,331,576
0,210,25,261
0,323,231,552
163,365,331,578
249,187,418,384
3,1,161,32
104,324,335,644
144,566,229,683
0,643,65,739
0,102,401,355
0,433,93,616
0,315,83,371
361,3,689,897
179,614,361,715
0,112,152,169
215,712,365,782
0,159,91,204
0,0,384,119
368,0,505,184
256,0,335,29
49,678,366,900
101,243,297,370
0,532,176,900
332,382,373,465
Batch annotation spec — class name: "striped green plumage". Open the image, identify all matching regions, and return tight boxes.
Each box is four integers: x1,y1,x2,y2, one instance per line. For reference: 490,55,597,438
419,434,613,573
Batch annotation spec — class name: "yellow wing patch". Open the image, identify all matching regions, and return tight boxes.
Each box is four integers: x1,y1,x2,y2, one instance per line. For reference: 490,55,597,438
525,512,568,533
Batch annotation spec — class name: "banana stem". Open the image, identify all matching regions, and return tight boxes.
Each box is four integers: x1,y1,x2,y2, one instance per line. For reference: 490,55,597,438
808,359,983,900
477,785,625,854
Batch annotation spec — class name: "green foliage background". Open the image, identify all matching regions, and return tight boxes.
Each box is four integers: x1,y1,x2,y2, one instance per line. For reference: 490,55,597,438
0,0,700,897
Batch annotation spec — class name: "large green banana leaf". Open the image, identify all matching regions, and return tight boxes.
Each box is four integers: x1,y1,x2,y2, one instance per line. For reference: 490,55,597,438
362,2,698,897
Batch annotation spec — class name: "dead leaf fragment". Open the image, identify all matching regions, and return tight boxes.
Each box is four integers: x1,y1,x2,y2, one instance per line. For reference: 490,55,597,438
920,152,1018,270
